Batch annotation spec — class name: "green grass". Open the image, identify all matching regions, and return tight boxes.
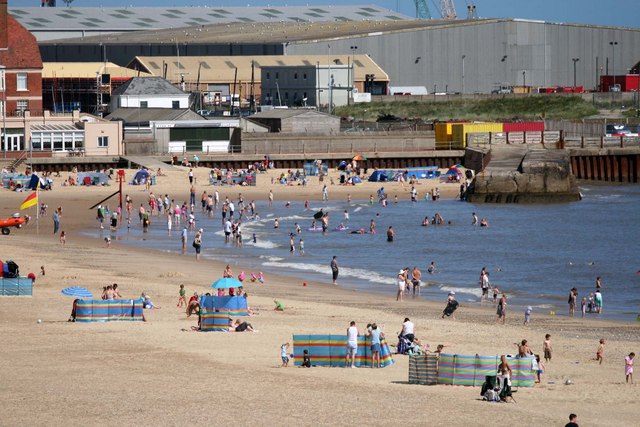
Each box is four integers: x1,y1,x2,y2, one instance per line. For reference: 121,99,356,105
335,96,599,122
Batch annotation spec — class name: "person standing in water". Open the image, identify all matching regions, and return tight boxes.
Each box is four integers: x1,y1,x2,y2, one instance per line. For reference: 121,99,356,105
331,256,339,285
387,226,395,242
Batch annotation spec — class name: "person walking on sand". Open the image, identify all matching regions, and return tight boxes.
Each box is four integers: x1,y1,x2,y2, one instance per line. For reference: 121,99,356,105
625,352,635,383
188,168,194,184
496,294,507,324
331,256,339,285
345,321,359,368
596,338,605,364
52,208,60,235
322,184,328,201
268,190,274,208
177,284,187,308
543,334,552,363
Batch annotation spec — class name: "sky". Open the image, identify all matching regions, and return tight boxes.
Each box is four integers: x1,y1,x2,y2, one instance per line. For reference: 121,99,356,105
9,0,640,29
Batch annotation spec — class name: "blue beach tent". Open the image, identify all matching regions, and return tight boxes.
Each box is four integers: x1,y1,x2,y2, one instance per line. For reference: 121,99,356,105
368,170,388,182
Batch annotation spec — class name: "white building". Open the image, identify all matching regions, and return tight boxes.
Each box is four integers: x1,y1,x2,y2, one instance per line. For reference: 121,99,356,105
110,77,190,111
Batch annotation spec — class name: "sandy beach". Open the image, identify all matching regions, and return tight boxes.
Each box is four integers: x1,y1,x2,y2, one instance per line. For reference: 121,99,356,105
1,166,638,426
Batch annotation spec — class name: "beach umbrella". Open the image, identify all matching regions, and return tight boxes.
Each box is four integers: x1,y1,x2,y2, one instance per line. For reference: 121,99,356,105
60,286,93,298
211,277,243,289
352,155,367,161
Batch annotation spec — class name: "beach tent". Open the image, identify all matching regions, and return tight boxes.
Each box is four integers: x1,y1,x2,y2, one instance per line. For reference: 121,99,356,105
337,161,347,171
131,169,150,185
368,170,389,182
27,174,44,190
350,176,362,185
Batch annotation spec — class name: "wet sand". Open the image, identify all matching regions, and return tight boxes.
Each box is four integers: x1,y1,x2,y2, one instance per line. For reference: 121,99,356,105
0,166,638,426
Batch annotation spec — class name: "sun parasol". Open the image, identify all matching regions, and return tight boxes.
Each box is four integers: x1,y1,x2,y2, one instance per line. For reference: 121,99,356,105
211,277,243,289
60,287,93,298
352,155,367,161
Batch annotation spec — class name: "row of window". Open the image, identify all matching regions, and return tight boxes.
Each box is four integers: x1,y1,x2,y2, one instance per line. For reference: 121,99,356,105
265,72,308,80
0,73,29,91
1,134,108,151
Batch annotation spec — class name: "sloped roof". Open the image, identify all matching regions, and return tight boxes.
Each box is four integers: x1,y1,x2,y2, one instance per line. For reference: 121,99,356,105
105,108,203,124
112,77,187,96
42,62,150,79
129,54,389,84
249,109,337,120
11,5,410,38
0,15,42,69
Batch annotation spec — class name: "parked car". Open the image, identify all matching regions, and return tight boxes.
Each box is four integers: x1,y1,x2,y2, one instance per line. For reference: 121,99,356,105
605,124,632,137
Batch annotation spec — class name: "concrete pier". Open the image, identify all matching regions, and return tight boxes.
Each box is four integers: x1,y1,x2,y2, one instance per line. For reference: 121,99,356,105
467,146,581,203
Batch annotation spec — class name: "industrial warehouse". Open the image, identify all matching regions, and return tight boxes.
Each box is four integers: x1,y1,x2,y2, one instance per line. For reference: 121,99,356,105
10,3,640,97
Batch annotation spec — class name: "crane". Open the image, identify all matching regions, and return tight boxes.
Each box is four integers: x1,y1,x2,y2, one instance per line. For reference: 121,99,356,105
465,1,479,19
439,0,457,20
414,0,432,19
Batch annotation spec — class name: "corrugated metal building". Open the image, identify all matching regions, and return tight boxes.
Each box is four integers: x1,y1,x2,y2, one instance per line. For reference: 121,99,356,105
287,19,640,93
16,5,640,94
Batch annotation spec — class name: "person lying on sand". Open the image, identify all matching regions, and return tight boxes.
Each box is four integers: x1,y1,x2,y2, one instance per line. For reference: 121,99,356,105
231,319,256,332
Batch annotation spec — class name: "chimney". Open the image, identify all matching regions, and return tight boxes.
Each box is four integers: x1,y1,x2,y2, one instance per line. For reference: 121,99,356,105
0,0,8,50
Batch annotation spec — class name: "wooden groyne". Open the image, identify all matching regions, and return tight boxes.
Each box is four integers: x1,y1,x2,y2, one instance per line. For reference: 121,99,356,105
569,148,639,183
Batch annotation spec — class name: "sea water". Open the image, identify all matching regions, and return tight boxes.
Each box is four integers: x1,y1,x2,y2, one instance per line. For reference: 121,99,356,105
85,184,640,321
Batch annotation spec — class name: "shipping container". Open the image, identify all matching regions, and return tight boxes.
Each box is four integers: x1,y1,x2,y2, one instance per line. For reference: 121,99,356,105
435,122,460,142
452,123,504,146
503,122,545,132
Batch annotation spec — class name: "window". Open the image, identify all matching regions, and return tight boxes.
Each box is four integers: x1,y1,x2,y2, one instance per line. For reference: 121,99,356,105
16,100,28,112
294,73,298,79
98,136,109,148
266,72,270,80
275,72,279,79
140,101,148,108
172,100,180,109
17,73,28,91
303,73,307,79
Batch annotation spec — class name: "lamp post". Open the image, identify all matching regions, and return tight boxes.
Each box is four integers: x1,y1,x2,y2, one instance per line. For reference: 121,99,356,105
572,58,580,88
461,55,466,94
349,45,357,105
1,66,6,159
522,70,526,88
609,41,618,90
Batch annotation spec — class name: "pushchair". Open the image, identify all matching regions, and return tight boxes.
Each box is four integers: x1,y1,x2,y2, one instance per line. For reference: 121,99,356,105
481,374,515,403
397,334,414,355
442,299,459,318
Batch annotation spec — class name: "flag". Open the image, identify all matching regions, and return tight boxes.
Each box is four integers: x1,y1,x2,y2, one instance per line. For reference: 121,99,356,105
19,191,38,210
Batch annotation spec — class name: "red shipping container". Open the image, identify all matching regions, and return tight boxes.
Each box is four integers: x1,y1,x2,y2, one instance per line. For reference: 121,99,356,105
503,122,545,132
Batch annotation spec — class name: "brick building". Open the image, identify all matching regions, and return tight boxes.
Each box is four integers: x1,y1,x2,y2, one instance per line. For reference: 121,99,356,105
0,0,43,117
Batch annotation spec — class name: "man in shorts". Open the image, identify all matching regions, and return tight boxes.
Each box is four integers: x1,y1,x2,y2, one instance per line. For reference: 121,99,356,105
411,266,422,296
345,321,359,368
331,256,339,285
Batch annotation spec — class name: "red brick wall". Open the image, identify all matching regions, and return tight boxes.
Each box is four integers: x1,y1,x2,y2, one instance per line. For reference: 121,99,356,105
3,71,43,113
0,0,8,50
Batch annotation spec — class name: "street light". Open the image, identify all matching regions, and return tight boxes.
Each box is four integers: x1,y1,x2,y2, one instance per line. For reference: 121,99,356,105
349,45,358,104
461,55,466,94
522,70,526,88
609,41,618,90
572,58,580,88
